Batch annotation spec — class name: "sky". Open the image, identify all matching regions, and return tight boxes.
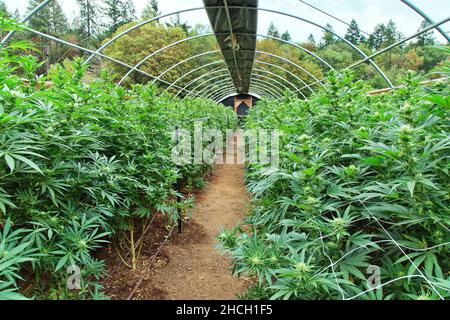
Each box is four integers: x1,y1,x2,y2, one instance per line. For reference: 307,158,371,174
4,0,450,43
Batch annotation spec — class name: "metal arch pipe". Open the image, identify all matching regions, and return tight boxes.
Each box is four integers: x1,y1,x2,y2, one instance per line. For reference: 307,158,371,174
153,33,334,87
0,0,53,46
6,2,447,90
347,16,450,69
13,3,386,91
295,16,450,92
179,69,231,100
118,33,216,85
255,60,313,97
401,0,449,42
182,72,233,101
250,6,394,88
253,67,298,91
252,73,291,93
167,51,317,99
152,50,221,84
179,69,233,100
248,86,279,101
164,60,226,92
252,68,305,97
250,78,284,97
193,80,235,101
250,78,284,99
208,88,237,102
256,51,320,93
255,34,334,70
196,80,235,100
22,27,194,95
200,81,235,100
214,90,269,104
84,7,209,64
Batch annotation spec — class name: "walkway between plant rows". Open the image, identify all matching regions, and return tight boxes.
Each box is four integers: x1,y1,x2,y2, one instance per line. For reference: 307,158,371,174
145,133,250,299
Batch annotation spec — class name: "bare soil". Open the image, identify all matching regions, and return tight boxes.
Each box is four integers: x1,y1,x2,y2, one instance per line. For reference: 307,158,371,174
103,134,251,300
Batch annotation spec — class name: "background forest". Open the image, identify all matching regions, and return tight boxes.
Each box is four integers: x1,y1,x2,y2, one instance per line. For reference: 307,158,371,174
1,0,448,98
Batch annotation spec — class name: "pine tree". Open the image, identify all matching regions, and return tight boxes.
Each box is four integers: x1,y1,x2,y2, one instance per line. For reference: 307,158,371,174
76,0,100,38
416,20,435,46
27,0,68,35
368,23,386,50
384,20,402,46
281,30,292,42
307,33,316,44
167,13,190,34
142,0,160,21
13,9,20,21
321,23,336,47
344,19,365,45
267,22,280,38
103,0,136,34
0,1,10,18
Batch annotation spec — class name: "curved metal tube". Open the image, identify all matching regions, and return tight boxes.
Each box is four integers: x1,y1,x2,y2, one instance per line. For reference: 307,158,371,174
118,33,215,85
6,1,448,93
251,6,394,88
179,69,231,100
0,0,53,46
208,88,237,102
255,60,312,98
22,27,193,94
84,7,208,64
256,51,321,93
253,68,300,94
255,33,334,70
193,80,235,101
250,78,285,98
152,50,221,84
170,51,318,98
196,79,235,100
253,69,297,92
183,72,233,101
154,33,334,85
400,0,449,42
252,73,291,93
165,60,225,92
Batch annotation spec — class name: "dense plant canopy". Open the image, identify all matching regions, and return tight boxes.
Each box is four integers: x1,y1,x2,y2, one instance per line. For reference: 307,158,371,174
0,19,236,299
219,55,450,300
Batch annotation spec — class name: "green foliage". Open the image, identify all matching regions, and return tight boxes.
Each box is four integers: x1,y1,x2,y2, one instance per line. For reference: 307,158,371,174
0,21,236,299
220,67,450,300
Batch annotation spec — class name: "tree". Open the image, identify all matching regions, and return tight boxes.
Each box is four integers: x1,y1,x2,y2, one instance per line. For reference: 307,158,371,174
76,0,100,38
103,0,136,35
167,13,191,35
416,20,435,46
368,23,386,50
384,20,403,47
142,0,160,21
26,0,69,72
267,22,280,38
0,1,10,17
321,23,337,47
103,22,195,87
307,33,316,44
345,19,365,45
281,30,292,42
27,0,68,35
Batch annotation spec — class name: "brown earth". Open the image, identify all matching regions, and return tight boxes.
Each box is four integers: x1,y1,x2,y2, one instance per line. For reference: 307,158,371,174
103,134,251,300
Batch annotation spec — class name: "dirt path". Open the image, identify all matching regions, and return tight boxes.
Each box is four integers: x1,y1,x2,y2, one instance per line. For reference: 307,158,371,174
145,135,250,300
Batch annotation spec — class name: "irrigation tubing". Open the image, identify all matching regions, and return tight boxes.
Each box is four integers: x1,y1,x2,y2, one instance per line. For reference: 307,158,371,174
127,225,176,300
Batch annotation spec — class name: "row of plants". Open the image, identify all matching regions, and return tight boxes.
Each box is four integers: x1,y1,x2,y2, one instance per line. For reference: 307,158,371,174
219,49,449,300
0,19,237,300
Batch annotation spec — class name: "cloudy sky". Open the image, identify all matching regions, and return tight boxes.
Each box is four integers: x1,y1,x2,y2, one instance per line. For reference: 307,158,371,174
5,0,450,42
